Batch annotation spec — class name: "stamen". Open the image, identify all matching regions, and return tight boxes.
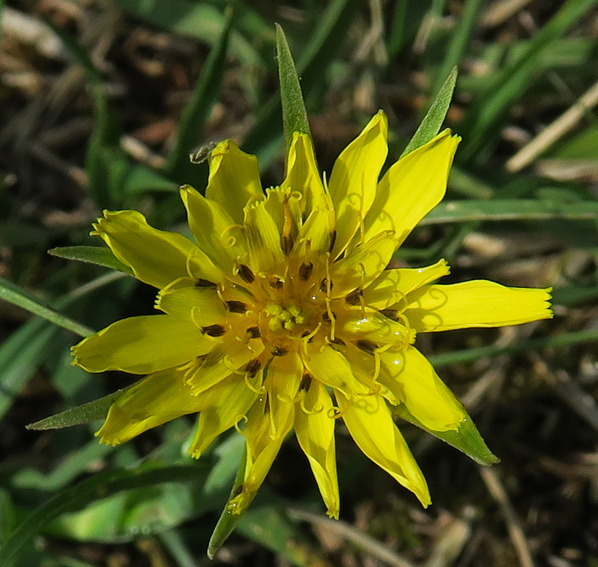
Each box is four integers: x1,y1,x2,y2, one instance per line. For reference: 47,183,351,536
246,326,261,339
299,261,314,281
201,324,226,337
327,337,346,348
271,347,289,357
299,373,312,392
269,277,284,289
237,264,255,284
380,308,400,322
329,230,337,252
356,339,378,354
244,358,262,377
264,393,270,414
195,278,217,288
226,300,248,313
345,288,363,305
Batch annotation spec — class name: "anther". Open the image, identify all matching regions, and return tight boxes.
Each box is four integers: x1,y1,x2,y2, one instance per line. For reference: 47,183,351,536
299,261,313,281
380,308,400,322
225,300,248,313
244,358,262,378
271,347,289,357
282,235,293,255
264,393,270,414
345,288,363,305
329,337,346,347
201,324,226,337
269,277,284,289
195,278,216,288
299,373,312,392
246,326,261,339
319,278,333,292
301,330,315,343
237,264,255,284
356,339,378,354
329,230,337,252
322,311,336,323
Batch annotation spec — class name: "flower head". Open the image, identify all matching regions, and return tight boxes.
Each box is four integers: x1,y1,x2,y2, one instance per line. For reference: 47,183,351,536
72,111,552,518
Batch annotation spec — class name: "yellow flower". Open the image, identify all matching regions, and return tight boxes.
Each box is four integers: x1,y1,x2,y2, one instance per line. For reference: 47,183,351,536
72,111,552,518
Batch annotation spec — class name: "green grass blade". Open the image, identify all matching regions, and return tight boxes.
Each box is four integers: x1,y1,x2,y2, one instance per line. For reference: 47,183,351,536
460,0,598,161
429,329,598,368
431,0,483,95
276,24,311,152
401,66,457,157
420,198,598,224
111,0,265,67
0,464,209,567
164,9,233,185
0,277,93,337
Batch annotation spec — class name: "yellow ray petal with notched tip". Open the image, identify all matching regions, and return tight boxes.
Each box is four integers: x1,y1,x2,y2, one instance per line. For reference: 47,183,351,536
228,397,295,515
283,132,331,217
180,185,247,273
329,111,388,257
363,259,450,309
379,346,466,432
188,375,259,458
72,315,217,374
295,379,340,518
337,393,430,506
93,210,222,288
206,140,263,224
363,130,460,245
96,368,201,444
404,280,553,332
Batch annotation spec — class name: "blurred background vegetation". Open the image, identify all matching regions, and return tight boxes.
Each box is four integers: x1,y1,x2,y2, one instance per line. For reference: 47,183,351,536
1,0,598,565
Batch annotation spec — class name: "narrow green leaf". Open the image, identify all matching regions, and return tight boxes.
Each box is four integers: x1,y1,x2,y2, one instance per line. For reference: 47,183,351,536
49,246,133,275
0,277,93,337
420,198,598,225
401,66,458,157
0,463,209,566
26,387,131,431
164,9,233,185
394,405,499,466
276,24,311,152
207,446,248,559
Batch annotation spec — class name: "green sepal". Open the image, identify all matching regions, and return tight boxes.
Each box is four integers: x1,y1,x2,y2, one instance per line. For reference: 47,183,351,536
49,246,134,276
394,404,499,466
401,66,458,157
207,445,250,559
26,387,131,430
276,23,311,152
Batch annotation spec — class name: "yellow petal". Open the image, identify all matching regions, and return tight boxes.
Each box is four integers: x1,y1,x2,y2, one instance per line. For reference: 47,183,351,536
303,343,369,398
180,185,247,274
295,380,340,518
264,352,302,438
404,281,553,332
72,315,216,374
188,375,258,458
156,278,226,325
363,259,450,309
96,368,200,444
206,140,263,224
329,111,388,256
363,130,460,244
379,346,466,431
185,338,264,395
93,210,221,288
283,132,331,217
243,198,285,275
337,393,430,506
338,309,411,350
228,398,295,515
329,231,397,297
